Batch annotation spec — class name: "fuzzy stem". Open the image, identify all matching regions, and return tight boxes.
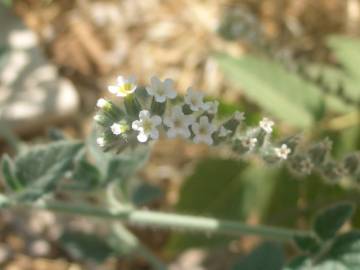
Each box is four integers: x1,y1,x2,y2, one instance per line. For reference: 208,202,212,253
111,223,167,270
18,200,308,241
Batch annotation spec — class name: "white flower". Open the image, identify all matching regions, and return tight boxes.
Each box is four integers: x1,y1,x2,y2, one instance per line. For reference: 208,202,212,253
96,137,105,147
111,121,129,136
234,111,245,121
184,87,205,111
203,100,219,114
259,117,274,134
132,110,162,143
108,75,137,97
242,137,257,150
96,98,109,108
191,116,216,145
146,76,177,103
274,144,291,160
218,126,231,137
163,106,194,138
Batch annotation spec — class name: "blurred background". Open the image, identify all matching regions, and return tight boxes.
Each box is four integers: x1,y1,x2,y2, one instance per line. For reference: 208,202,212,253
0,0,360,269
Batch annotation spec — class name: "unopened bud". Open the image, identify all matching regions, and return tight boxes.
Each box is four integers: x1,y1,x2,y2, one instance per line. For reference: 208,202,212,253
308,138,332,166
343,153,360,175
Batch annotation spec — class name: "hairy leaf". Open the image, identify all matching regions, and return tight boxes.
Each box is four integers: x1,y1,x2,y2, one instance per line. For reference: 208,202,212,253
314,202,354,241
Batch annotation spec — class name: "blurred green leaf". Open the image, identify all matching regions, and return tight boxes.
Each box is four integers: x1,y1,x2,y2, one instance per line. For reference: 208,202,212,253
215,53,325,128
327,36,360,81
168,158,280,251
286,231,360,269
313,202,354,241
132,182,163,206
294,234,321,254
1,154,22,191
59,231,113,263
232,242,284,270
71,158,101,190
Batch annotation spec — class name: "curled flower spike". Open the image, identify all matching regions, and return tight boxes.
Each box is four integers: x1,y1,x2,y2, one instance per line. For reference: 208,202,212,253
132,110,162,143
96,137,105,147
259,117,274,134
192,116,216,145
184,87,205,112
146,76,177,103
204,100,219,114
108,75,137,97
274,144,291,160
163,106,194,139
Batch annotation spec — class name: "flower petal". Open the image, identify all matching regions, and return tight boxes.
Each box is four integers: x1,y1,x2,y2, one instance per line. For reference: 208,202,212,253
139,110,150,119
108,85,118,94
132,120,141,130
150,128,159,140
137,132,148,143
151,115,162,126
155,95,166,103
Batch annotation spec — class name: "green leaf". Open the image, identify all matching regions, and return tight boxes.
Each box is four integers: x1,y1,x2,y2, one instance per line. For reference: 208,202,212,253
321,231,360,268
11,141,83,201
314,202,355,241
71,158,101,190
88,130,149,185
232,242,284,270
59,230,113,263
327,36,360,81
104,147,149,184
287,231,360,269
168,158,280,251
294,234,321,254
284,255,311,270
1,154,22,191
215,53,325,128
132,182,163,206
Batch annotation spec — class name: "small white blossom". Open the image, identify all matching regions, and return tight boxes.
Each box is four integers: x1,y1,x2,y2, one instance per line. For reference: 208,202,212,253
259,117,274,134
191,116,216,145
274,144,291,160
96,137,105,147
146,76,177,103
108,75,137,97
242,137,258,150
234,111,245,121
111,121,129,136
184,87,205,112
203,100,219,114
132,110,162,143
93,114,101,121
163,106,194,139
218,126,232,137
96,98,109,108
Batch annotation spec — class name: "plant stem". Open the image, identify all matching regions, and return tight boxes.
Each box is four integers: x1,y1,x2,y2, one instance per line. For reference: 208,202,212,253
19,200,308,241
111,223,167,270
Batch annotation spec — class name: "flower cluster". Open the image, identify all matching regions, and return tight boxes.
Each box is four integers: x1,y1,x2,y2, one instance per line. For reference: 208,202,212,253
94,75,360,185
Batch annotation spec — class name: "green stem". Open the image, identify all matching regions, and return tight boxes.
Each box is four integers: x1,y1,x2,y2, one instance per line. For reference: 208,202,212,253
111,223,167,270
19,200,308,241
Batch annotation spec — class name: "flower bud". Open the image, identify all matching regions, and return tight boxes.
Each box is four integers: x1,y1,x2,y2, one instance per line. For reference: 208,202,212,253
288,154,313,176
150,97,166,116
308,138,332,166
124,94,142,118
321,160,344,184
343,153,360,175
